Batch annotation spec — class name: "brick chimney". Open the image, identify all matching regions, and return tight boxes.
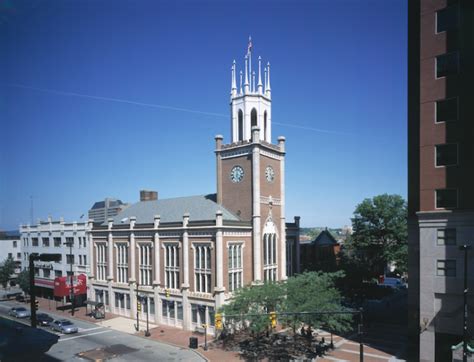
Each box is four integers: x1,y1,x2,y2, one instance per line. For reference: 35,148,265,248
140,190,158,202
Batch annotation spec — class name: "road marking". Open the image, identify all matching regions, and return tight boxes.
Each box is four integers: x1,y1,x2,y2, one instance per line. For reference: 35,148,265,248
324,357,349,362
78,326,105,332
59,329,112,342
339,348,392,360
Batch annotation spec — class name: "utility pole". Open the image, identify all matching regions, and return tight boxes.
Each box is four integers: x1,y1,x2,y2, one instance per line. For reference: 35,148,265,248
135,282,140,332
29,254,37,328
359,308,364,362
460,244,472,362
65,240,75,316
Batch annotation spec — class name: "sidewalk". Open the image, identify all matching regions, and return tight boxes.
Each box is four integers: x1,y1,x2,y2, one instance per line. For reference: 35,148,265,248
34,296,241,361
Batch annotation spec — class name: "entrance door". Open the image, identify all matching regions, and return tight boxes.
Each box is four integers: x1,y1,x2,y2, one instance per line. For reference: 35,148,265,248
161,299,183,328
114,292,130,316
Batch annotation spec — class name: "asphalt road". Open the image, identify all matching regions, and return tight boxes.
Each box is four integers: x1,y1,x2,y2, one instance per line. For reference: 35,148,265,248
0,300,204,362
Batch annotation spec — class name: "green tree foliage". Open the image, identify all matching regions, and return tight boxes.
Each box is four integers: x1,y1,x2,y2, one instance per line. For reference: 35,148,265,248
282,271,352,333
17,269,31,295
220,272,352,336
0,257,16,288
348,194,407,278
221,281,284,336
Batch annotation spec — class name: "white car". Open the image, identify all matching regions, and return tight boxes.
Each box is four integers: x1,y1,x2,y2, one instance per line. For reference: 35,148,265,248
50,319,78,334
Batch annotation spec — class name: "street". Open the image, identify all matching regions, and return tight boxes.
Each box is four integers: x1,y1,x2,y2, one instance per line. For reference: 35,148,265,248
0,300,204,361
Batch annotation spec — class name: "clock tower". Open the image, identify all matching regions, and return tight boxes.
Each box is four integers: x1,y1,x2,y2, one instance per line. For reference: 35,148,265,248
215,40,287,282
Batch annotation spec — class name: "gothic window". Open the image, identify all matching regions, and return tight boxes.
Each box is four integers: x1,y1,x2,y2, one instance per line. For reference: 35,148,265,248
251,108,257,128
263,219,278,282
139,244,152,286
238,109,243,141
228,243,243,291
165,244,180,289
194,244,211,293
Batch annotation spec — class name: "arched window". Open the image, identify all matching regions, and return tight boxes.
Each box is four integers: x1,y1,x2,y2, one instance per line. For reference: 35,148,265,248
263,218,278,282
264,111,267,141
238,109,243,141
251,108,257,128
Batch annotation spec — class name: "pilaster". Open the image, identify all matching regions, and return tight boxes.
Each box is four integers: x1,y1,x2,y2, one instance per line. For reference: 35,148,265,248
252,126,262,282
215,210,225,308
278,136,286,280
129,217,136,283
107,218,114,281
153,215,161,286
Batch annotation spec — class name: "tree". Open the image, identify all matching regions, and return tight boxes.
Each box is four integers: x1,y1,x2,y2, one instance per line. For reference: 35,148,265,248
220,281,284,336
17,268,31,295
220,272,352,336
282,271,352,334
348,194,407,279
0,257,16,288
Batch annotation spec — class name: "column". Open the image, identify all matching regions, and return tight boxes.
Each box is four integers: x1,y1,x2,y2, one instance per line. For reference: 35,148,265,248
153,215,161,286
107,218,114,281
182,213,191,330
295,216,301,274
278,136,287,280
129,216,136,283
215,210,225,308
252,127,262,282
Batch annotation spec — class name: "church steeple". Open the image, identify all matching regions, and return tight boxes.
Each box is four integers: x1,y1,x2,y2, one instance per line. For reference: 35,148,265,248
230,38,272,144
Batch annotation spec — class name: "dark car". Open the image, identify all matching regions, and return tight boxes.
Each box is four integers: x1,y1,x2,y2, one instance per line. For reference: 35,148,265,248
37,313,54,326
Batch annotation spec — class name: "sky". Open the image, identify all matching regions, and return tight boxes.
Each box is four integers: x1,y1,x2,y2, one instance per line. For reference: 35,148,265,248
0,0,407,230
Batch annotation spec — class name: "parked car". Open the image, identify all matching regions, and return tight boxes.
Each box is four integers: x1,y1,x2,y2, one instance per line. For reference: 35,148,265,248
50,319,78,334
8,307,31,318
37,313,54,326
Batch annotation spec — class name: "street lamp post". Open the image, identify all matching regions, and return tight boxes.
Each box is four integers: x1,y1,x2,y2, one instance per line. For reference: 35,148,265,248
64,240,75,316
460,244,472,362
145,297,150,337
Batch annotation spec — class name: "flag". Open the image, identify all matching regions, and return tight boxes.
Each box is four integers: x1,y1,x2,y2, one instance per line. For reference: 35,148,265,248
80,214,84,219
247,36,253,55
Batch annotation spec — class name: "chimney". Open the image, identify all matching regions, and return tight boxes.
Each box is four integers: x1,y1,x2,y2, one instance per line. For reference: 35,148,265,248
140,190,158,202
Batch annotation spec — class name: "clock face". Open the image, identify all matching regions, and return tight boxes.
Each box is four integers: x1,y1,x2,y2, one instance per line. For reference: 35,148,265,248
265,166,275,182
230,165,244,183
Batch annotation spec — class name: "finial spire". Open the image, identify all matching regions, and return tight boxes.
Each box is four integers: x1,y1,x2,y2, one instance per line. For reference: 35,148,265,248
252,71,256,93
257,56,263,94
231,60,237,97
239,70,243,95
266,61,271,97
244,55,249,94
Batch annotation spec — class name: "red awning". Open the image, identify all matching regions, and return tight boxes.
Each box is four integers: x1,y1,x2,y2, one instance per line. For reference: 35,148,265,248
34,278,55,289
53,274,87,297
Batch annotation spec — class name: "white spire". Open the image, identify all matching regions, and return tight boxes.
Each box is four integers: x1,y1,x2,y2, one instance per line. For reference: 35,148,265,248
266,61,271,97
248,36,252,91
252,71,256,93
257,56,263,94
239,70,243,95
244,55,249,94
231,60,237,97
264,67,267,91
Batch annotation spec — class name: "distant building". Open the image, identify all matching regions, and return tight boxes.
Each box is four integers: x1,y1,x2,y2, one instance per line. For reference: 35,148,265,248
0,230,22,282
20,217,90,301
88,198,130,225
300,229,341,273
408,1,474,360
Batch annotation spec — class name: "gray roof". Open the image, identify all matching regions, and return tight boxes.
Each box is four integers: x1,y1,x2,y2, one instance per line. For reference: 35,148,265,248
108,194,239,225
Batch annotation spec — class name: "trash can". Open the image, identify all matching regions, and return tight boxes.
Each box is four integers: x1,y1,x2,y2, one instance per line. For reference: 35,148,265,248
189,337,198,349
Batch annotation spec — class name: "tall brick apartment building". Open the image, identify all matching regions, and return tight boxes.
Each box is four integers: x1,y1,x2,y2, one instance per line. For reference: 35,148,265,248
87,45,300,333
408,1,474,360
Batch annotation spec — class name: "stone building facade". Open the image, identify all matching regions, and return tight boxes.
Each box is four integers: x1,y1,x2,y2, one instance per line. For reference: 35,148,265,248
88,43,300,333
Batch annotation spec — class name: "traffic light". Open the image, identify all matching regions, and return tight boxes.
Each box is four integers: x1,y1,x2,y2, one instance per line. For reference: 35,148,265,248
35,300,39,311
137,302,141,312
166,289,170,298
215,313,222,330
269,311,277,328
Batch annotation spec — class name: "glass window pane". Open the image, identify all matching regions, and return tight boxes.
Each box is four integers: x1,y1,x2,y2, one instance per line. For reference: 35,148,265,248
436,144,457,166
436,53,459,78
177,302,183,320
436,6,458,33
436,189,457,209
436,98,457,123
